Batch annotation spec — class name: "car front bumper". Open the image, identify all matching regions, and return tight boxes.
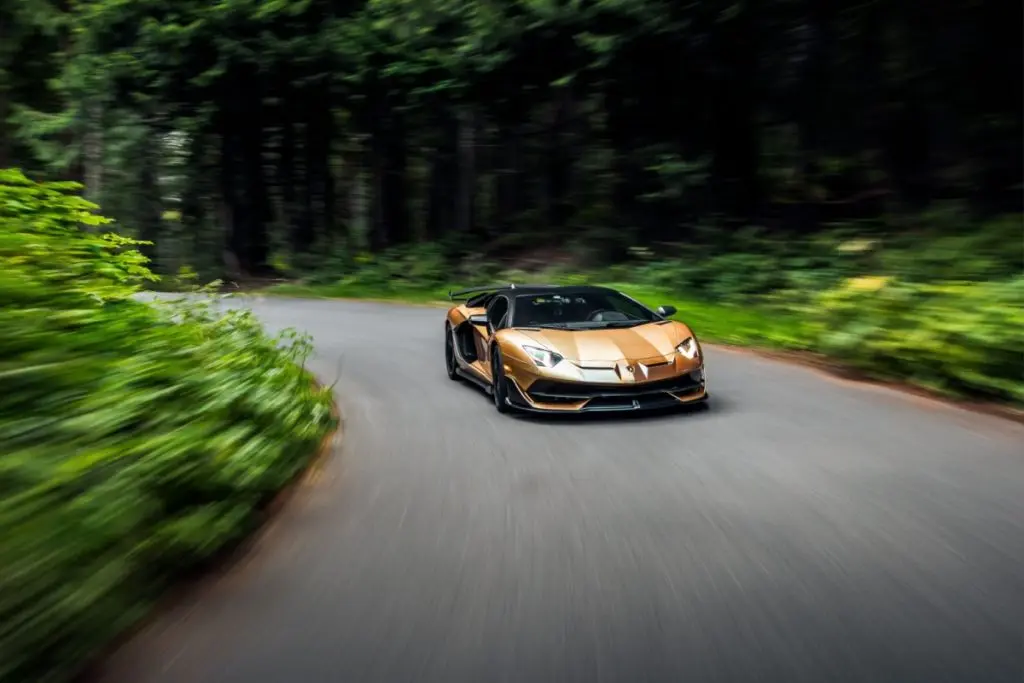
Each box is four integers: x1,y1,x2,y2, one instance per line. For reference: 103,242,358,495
504,370,708,413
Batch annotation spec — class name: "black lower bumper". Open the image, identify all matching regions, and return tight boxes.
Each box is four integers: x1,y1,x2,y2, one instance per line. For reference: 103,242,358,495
579,391,705,412
507,375,707,413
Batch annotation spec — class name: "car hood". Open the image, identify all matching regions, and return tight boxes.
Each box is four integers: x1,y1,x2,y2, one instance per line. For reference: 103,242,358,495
519,322,689,363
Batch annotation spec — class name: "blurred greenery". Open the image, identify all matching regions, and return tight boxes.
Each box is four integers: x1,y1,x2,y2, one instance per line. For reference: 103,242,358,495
3,0,1020,281
2,0,1020,407
267,211,1024,405
0,169,336,683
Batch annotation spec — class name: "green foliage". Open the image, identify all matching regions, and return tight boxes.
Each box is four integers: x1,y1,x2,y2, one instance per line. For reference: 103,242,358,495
269,214,1023,405
293,242,471,291
811,276,1024,403
0,170,336,683
0,168,158,304
876,211,1024,284
624,216,1023,305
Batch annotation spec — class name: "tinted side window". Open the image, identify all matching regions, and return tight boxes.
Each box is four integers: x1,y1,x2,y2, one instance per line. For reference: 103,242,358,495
487,297,509,329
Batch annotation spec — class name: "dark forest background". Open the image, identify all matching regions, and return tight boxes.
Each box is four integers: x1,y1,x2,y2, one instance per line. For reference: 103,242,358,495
2,0,1021,280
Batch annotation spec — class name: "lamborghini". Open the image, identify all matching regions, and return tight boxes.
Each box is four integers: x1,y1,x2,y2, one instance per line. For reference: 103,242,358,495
443,284,708,414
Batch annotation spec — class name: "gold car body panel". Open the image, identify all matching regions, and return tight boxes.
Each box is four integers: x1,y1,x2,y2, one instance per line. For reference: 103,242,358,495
446,300,707,412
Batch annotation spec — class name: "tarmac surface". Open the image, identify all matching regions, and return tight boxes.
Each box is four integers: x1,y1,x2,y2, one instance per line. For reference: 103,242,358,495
97,296,1024,683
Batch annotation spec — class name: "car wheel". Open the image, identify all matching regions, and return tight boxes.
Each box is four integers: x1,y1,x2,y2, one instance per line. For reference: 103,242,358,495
444,324,458,380
491,347,510,413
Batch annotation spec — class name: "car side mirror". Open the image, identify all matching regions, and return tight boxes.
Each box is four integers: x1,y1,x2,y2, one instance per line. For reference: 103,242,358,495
656,305,677,317
468,314,489,327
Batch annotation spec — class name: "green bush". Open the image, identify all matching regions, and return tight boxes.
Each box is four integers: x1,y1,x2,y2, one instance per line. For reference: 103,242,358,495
809,276,1024,403
622,216,1021,305
296,243,452,289
265,211,1022,405
0,169,336,683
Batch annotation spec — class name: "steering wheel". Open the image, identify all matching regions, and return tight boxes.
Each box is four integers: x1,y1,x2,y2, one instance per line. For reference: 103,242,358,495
587,309,629,322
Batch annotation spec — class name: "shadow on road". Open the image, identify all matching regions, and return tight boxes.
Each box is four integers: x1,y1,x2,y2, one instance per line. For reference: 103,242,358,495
452,374,730,424
512,400,716,425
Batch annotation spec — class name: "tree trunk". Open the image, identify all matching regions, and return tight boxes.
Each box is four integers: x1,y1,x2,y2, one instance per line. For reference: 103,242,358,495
239,107,270,273
794,2,832,231
279,100,310,254
0,11,9,170
426,111,458,240
709,0,760,223
545,89,574,233
369,120,387,251
334,141,355,245
305,95,335,248
322,109,338,249
382,109,410,245
181,136,207,272
136,128,162,268
220,79,270,276
494,122,526,233
82,98,103,208
605,85,645,253
455,105,477,237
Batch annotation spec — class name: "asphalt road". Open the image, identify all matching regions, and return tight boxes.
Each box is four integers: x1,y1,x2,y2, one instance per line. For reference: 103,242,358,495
98,297,1024,683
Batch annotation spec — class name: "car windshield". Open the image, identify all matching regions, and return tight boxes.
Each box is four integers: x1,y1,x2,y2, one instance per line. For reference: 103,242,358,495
512,291,658,329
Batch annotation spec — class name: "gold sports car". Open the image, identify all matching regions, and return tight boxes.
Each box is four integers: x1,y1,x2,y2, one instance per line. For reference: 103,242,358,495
444,284,708,414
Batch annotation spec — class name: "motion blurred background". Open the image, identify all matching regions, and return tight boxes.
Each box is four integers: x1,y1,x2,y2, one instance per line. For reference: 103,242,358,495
4,0,1021,400
1,0,1021,681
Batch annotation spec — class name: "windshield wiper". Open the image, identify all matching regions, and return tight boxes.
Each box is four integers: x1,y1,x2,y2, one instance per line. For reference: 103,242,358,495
527,321,646,329
601,320,646,328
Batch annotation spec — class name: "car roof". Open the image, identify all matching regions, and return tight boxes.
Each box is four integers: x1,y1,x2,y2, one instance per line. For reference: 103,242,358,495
454,284,625,308
502,284,619,297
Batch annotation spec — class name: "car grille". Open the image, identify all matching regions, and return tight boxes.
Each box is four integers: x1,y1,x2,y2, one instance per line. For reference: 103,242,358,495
582,394,684,412
527,374,702,402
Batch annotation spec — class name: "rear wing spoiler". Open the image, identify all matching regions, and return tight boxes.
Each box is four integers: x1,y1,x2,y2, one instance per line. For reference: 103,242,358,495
448,284,516,301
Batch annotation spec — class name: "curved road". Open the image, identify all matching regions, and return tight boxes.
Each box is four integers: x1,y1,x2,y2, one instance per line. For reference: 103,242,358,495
100,298,1024,683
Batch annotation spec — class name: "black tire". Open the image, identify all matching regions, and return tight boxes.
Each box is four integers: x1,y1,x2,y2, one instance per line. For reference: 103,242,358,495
444,323,458,380
491,347,511,413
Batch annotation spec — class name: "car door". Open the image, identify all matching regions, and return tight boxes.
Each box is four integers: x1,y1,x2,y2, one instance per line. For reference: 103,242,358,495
473,295,509,379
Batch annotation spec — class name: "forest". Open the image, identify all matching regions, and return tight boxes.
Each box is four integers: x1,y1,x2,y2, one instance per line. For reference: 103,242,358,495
3,0,1020,277
2,0,1023,404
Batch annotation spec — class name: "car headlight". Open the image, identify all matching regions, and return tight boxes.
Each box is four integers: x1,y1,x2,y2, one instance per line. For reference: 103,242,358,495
676,336,700,360
523,345,563,368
